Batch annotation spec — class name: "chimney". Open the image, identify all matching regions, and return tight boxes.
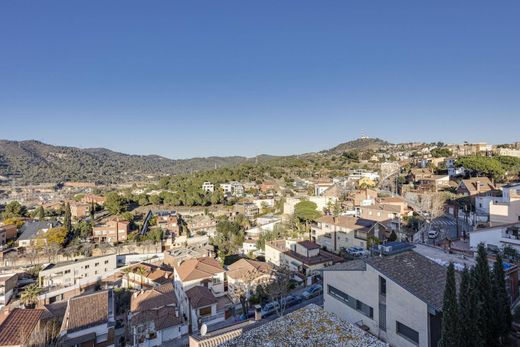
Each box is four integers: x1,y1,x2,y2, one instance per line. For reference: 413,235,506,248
475,180,481,192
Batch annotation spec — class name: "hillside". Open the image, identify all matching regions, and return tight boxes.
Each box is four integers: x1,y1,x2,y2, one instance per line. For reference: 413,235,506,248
0,140,272,185
325,137,391,154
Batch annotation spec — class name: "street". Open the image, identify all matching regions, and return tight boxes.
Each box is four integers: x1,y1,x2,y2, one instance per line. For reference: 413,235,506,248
419,214,473,245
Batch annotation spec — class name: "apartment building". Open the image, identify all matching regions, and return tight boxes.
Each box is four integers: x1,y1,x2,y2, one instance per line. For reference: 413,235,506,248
39,254,117,289
220,181,244,197
322,246,446,347
233,203,259,218
93,219,130,244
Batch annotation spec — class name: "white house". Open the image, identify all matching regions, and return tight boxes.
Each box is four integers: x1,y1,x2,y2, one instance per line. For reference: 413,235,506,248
202,182,215,193
470,223,520,252
322,248,446,347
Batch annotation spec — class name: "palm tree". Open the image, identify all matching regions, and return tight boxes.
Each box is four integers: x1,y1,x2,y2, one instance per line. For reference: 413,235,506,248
20,283,42,308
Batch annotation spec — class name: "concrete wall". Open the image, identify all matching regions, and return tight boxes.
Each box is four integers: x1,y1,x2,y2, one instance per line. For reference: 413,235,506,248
323,265,430,347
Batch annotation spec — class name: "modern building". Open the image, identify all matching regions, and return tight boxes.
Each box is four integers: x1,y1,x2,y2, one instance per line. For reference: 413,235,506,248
39,254,117,289
202,182,215,193
322,247,447,347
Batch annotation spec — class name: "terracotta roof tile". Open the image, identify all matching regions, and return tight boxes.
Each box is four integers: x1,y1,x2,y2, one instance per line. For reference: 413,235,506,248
131,282,177,312
0,309,45,346
174,257,224,282
227,259,272,281
62,291,109,333
186,286,217,308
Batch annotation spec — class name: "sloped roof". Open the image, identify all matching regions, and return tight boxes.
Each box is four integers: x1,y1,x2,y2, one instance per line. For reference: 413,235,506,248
459,177,495,194
318,216,376,231
0,309,45,346
17,220,60,241
131,282,177,313
61,291,109,333
174,257,224,282
366,251,454,311
186,286,218,308
227,259,272,281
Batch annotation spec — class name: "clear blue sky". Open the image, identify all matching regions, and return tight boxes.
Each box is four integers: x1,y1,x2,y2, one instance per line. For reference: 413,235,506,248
0,1,519,158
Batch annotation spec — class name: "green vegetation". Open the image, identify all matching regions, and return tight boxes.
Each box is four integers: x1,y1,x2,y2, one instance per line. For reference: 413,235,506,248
211,217,246,260
431,147,452,158
439,263,459,347
457,156,505,178
2,201,27,219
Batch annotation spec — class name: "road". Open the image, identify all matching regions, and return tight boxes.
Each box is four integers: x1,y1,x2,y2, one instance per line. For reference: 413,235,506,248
417,214,472,245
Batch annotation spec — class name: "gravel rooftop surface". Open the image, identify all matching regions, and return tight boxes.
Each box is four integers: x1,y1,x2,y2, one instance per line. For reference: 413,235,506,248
218,304,388,347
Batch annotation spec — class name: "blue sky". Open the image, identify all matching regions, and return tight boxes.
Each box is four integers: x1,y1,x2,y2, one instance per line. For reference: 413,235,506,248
0,1,519,158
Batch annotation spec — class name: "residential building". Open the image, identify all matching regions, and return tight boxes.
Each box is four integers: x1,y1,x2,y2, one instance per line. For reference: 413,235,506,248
347,189,378,207
322,248,447,347
81,194,106,205
496,147,520,158
0,308,46,347
357,204,405,232
220,181,244,197
0,273,17,309
242,238,258,255
457,177,496,197
172,257,229,332
489,183,520,225
312,216,390,253
314,180,334,196
233,203,259,218
70,202,91,219
156,212,180,234
186,214,216,236
39,254,117,289
0,224,17,246
60,290,115,347
122,263,173,289
283,196,337,215
16,221,60,248
128,282,187,347
265,240,343,285
470,223,520,252
93,219,130,244
348,170,380,181
226,259,272,304
202,182,215,193
259,182,277,193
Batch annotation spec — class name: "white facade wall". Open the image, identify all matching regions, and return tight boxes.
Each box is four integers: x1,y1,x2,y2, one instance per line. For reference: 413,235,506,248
323,266,430,347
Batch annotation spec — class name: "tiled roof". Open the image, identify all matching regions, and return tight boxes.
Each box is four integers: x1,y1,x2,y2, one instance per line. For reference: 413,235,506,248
318,216,375,231
131,306,183,331
17,221,60,241
131,282,177,312
126,263,173,283
62,291,109,333
186,286,218,308
0,308,45,346
227,259,272,281
460,177,495,194
174,257,224,282
366,251,454,311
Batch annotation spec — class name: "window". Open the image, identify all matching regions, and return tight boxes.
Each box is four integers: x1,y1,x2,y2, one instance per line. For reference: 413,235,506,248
105,260,109,264
84,265,90,269
379,276,386,296
328,285,349,304
396,321,419,345
95,263,99,267
327,285,373,319
64,269,71,274
199,306,212,317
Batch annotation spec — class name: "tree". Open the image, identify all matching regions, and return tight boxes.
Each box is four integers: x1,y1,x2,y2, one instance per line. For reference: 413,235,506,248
105,192,127,215
20,284,42,308
458,266,482,347
63,202,72,234
493,253,512,343
37,206,45,221
122,267,133,289
431,147,452,158
293,200,321,239
212,219,245,259
387,230,397,242
473,243,497,346
2,201,27,219
135,266,147,289
45,226,68,247
264,265,293,317
439,263,459,347
457,156,505,178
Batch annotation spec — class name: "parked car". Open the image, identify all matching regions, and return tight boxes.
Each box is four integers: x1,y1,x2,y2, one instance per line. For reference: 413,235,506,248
347,247,368,257
428,229,439,239
239,309,255,321
281,294,303,307
261,301,280,317
302,284,323,299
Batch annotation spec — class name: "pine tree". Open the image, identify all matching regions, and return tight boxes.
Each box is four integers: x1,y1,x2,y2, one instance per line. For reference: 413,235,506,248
493,253,512,344
439,263,459,347
473,243,496,346
37,206,45,221
459,266,482,347
64,202,72,234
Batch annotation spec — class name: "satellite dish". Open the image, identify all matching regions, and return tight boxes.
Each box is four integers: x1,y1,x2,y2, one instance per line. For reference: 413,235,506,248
200,324,208,336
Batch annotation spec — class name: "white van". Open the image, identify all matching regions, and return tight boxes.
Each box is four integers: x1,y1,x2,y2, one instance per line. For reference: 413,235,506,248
428,229,439,239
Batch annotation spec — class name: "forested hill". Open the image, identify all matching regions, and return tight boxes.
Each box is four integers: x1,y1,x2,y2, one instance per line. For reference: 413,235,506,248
0,140,273,184
325,137,391,154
